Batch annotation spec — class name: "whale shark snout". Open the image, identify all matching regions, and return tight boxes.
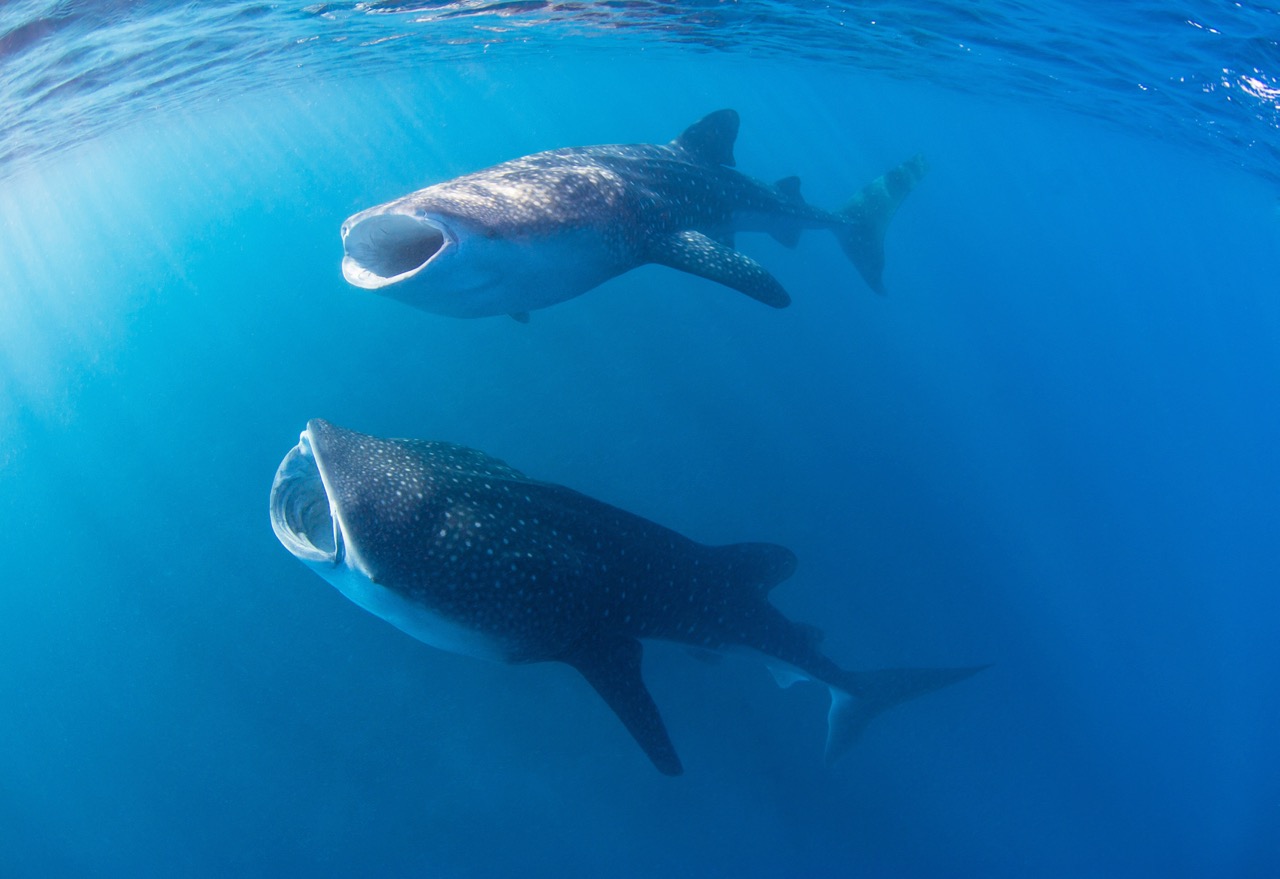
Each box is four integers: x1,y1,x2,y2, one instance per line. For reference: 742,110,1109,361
341,212,448,290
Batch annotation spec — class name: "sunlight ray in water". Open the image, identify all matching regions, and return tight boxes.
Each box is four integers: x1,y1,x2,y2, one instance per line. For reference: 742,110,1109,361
0,3,1278,877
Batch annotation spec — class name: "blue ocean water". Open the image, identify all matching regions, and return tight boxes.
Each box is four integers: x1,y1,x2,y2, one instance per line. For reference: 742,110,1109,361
2,3,1279,877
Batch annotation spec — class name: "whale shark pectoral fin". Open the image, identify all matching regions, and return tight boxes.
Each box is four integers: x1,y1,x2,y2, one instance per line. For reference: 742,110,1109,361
509,312,531,323
648,231,791,308
561,633,684,776
685,647,724,665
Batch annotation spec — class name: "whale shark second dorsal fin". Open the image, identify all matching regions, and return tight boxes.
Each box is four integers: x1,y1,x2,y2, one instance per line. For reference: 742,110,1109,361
774,175,803,204
673,109,739,167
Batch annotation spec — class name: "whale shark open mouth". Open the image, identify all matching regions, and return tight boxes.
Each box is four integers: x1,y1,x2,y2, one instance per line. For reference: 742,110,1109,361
341,213,448,289
269,430,341,565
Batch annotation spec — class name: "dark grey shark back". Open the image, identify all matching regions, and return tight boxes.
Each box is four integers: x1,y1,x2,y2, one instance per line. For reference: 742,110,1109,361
286,420,984,776
400,109,747,234
310,419,799,654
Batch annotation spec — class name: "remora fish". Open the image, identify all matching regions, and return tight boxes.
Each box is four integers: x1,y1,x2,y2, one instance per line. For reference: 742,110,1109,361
270,419,982,775
340,109,927,319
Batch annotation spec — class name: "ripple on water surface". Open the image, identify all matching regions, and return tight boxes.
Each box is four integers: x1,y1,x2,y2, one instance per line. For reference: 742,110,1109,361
0,1,1277,183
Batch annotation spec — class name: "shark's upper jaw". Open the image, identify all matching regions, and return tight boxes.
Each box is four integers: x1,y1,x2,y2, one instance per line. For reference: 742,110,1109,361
269,427,342,567
341,211,451,290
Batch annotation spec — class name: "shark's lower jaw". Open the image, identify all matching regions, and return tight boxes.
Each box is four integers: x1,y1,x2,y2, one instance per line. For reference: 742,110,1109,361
269,432,341,566
341,213,447,289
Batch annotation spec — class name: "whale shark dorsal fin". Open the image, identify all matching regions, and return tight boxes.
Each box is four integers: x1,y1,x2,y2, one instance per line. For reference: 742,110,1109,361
673,109,739,167
648,231,790,308
712,542,797,593
561,632,683,776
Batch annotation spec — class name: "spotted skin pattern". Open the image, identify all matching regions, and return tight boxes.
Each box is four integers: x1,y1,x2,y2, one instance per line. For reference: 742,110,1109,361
340,110,929,318
272,420,983,775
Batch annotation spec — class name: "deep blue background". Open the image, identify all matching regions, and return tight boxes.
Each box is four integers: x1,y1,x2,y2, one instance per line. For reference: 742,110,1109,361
2,57,1278,876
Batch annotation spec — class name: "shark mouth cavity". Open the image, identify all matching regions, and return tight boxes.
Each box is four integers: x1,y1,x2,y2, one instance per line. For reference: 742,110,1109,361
269,431,341,565
341,213,448,289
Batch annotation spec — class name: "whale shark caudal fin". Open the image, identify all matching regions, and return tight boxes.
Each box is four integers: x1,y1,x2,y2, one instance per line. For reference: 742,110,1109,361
825,664,986,765
835,153,929,295
648,230,791,308
561,632,684,776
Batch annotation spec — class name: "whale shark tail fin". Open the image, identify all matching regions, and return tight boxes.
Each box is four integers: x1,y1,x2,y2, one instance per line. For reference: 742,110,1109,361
835,153,929,295
824,663,985,765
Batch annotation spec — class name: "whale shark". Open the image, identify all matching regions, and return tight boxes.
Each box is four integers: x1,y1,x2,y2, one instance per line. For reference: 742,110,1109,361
340,109,928,319
269,419,982,774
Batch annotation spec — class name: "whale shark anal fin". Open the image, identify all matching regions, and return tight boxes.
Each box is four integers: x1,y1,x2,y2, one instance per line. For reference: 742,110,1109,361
561,632,684,776
648,231,791,309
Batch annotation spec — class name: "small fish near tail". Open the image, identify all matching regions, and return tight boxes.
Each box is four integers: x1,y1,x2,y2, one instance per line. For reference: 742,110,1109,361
835,154,930,294
825,662,986,765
